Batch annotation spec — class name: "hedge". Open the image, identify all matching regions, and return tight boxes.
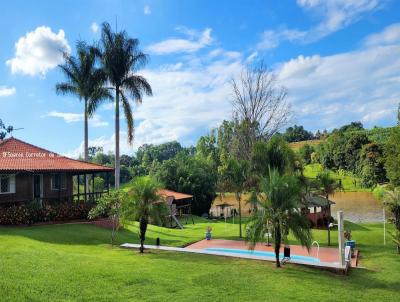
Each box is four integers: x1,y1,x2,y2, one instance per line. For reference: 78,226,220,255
0,201,94,225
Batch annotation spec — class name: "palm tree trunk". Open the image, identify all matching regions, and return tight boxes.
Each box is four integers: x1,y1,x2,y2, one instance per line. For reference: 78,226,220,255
84,98,89,195
84,98,89,162
115,87,120,189
139,216,148,253
274,224,281,267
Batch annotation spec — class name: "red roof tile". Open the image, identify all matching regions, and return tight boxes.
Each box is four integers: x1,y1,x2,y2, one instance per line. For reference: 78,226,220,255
0,137,113,172
158,189,193,200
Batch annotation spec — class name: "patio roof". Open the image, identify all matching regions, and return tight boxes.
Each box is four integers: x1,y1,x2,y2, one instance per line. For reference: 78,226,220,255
304,194,335,208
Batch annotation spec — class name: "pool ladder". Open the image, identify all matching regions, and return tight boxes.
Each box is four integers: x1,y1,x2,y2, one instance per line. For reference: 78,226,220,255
312,241,320,260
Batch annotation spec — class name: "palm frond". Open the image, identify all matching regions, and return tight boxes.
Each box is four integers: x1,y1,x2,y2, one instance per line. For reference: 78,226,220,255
120,91,134,143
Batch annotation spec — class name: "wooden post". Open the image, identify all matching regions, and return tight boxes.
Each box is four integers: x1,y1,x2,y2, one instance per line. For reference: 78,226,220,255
106,172,110,194
92,173,95,202
77,174,80,202
58,173,61,202
84,174,87,202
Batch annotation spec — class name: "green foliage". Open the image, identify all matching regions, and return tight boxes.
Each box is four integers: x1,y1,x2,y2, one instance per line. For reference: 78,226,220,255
93,176,105,192
281,124,314,142
246,170,312,267
0,201,93,225
385,188,400,253
316,171,337,198
0,119,13,140
126,176,168,252
358,143,387,187
384,127,400,186
251,136,296,177
154,154,217,215
298,144,314,165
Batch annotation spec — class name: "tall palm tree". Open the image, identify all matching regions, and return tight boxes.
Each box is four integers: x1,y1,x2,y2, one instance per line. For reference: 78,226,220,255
316,171,336,200
246,169,312,267
98,22,152,189
127,176,167,253
56,41,110,162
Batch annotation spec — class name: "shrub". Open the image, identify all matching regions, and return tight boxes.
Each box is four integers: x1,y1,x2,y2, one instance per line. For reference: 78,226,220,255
0,201,94,225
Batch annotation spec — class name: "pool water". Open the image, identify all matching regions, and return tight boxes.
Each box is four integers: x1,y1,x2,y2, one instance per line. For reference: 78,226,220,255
204,247,320,262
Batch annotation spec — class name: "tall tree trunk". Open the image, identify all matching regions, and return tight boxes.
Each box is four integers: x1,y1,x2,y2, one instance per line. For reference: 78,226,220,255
274,224,281,267
115,87,120,189
237,192,242,238
84,98,89,162
139,216,148,253
84,98,89,194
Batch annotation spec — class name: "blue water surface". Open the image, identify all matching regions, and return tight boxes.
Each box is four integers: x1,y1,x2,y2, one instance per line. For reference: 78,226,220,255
204,247,320,262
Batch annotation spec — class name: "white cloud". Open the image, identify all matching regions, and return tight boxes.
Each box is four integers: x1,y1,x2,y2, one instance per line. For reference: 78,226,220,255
91,22,99,33
258,0,381,50
144,5,151,15
0,86,16,97
41,111,108,127
6,26,71,76
364,23,400,47
277,31,400,129
147,27,213,54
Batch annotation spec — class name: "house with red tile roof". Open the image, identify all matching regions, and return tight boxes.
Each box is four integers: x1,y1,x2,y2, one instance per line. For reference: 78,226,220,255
0,137,113,205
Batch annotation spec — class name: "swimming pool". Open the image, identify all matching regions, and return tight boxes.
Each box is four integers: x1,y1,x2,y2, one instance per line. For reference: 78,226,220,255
204,247,320,262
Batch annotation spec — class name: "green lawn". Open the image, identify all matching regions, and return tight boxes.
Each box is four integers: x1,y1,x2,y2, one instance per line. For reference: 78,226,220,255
303,163,372,192
0,217,399,301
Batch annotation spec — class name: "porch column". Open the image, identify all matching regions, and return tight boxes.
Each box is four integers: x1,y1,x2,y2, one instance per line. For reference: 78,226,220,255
106,172,110,194
92,173,95,201
58,173,61,202
84,174,87,202
337,211,345,267
77,174,80,202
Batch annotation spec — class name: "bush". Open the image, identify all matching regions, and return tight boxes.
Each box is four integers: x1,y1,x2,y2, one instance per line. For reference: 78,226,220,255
0,201,93,225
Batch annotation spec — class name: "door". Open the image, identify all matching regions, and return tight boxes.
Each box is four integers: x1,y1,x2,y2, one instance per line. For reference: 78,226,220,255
33,174,42,199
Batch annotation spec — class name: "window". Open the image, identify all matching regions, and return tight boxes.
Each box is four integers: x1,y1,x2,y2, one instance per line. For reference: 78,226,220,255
0,174,15,194
51,174,66,190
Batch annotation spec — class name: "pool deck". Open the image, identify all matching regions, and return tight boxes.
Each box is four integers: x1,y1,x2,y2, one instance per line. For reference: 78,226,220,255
121,239,358,272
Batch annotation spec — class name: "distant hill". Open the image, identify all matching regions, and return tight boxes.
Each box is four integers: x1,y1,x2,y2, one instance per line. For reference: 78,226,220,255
288,126,394,150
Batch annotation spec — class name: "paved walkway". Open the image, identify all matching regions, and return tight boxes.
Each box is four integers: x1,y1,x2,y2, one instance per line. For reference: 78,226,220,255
121,239,356,271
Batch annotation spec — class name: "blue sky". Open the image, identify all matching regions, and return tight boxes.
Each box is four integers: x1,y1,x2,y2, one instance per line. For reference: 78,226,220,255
1,0,400,157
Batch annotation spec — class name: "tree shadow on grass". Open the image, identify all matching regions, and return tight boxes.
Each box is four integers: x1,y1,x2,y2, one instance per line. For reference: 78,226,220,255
0,223,183,247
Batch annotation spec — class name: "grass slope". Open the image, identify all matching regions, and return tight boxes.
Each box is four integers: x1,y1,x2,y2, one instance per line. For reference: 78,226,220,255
1,217,399,301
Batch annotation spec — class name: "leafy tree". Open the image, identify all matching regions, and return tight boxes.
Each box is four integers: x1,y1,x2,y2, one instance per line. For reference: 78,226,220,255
88,190,128,246
218,158,248,238
0,119,13,140
251,137,296,178
337,122,364,133
282,125,314,143
385,188,400,253
358,143,386,187
56,41,110,161
97,22,152,189
127,176,168,253
344,133,370,173
299,144,314,165
385,127,400,186
316,171,336,200
246,169,312,267
154,153,217,215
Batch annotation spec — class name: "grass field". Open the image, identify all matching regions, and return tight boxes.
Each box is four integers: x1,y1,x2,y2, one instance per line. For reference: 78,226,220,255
303,163,371,192
289,139,323,151
1,217,399,301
